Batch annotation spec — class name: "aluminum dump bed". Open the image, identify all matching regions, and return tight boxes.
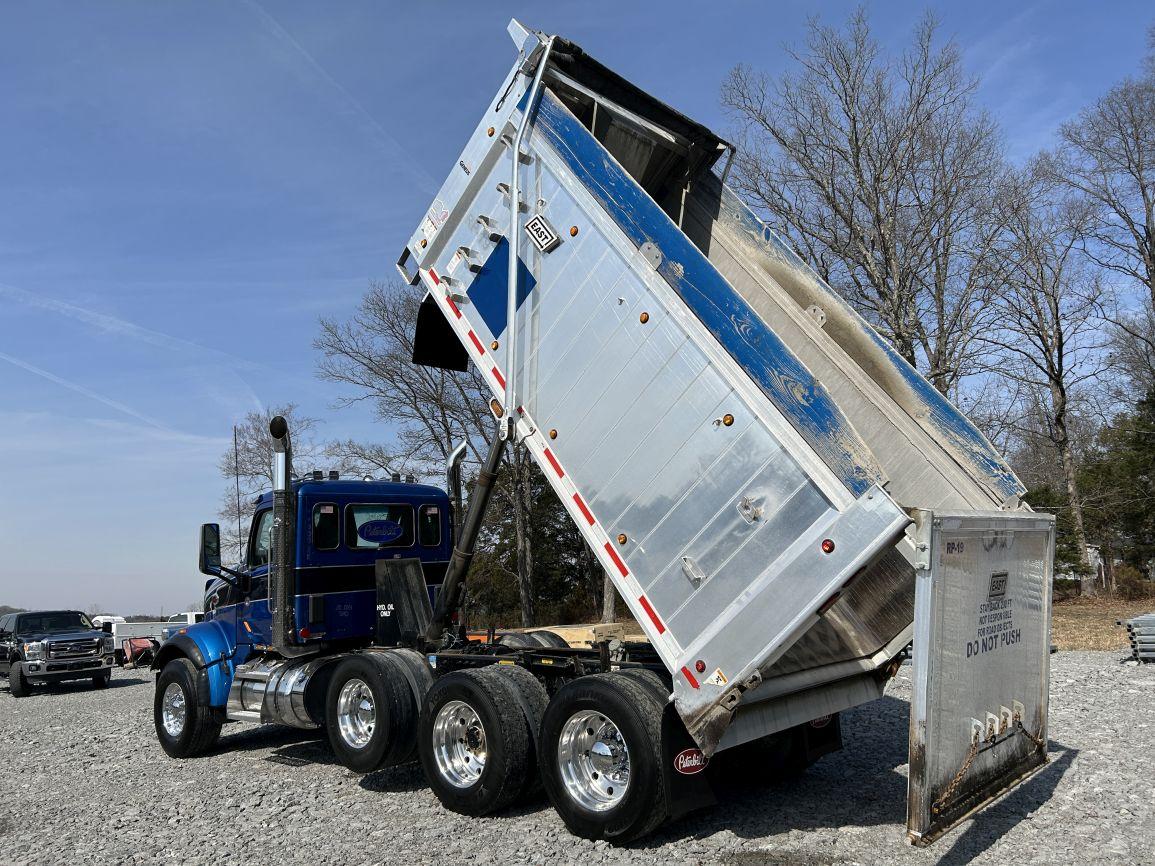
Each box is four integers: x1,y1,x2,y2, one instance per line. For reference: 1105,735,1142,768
399,20,1039,760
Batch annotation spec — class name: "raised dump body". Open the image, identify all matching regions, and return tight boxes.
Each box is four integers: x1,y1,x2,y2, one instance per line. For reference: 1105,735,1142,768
401,24,1051,829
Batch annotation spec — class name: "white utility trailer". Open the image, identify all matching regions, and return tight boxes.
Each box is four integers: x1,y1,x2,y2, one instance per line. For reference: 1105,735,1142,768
390,19,1056,845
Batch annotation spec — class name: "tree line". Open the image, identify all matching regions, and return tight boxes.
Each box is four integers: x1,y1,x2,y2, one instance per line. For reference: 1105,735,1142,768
220,9,1155,625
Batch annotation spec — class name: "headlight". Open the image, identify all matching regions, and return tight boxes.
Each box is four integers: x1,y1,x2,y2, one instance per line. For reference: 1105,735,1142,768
22,641,44,660
101,636,114,653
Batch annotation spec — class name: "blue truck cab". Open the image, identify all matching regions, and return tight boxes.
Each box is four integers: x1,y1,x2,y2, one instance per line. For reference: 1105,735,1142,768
154,475,451,719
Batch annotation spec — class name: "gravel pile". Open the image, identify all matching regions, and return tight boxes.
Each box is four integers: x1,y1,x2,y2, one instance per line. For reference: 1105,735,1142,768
1,651,1151,866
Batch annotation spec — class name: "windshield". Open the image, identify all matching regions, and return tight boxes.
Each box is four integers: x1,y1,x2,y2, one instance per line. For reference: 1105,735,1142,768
17,611,94,633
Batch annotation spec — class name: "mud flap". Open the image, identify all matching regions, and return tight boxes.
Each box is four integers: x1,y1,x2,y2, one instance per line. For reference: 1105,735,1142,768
907,510,1054,846
375,558,434,647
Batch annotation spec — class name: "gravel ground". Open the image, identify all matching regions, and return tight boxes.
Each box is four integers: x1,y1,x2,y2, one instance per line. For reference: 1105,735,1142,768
0,651,1151,866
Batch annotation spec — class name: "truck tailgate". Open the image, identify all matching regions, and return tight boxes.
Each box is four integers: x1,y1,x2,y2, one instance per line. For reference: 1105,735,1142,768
907,510,1054,845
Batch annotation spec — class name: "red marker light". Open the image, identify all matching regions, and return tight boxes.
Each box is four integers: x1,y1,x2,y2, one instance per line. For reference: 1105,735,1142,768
821,538,836,554
694,660,706,674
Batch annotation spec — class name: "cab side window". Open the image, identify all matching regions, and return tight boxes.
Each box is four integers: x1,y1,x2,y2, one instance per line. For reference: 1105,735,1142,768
312,503,339,550
418,504,442,547
249,508,275,567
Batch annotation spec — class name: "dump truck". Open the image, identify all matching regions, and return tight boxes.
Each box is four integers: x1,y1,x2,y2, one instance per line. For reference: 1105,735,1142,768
154,19,1055,847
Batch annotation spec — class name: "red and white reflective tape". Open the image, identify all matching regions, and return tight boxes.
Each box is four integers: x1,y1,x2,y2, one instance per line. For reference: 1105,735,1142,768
543,447,565,479
637,593,666,634
572,493,595,525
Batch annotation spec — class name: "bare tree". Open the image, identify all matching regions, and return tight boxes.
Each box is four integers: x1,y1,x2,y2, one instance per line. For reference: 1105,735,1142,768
217,404,319,562
1040,39,1155,410
1042,66,1155,311
721,9,1009,394
600,569,617,624
986,173,1108,574
1108,305,1155,397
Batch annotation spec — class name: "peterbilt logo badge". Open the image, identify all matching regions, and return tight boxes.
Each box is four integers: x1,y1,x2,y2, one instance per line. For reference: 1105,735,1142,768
809,714,832,729
673,748,708,775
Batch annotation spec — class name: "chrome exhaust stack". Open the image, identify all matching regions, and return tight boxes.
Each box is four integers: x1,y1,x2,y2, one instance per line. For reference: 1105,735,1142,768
269,415,307,656
446,440,468,545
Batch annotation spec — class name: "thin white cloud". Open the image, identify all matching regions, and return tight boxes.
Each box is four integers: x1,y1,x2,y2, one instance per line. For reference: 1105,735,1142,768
0,349,175,432
0,282,261,370
241,0,439,194
0,281,267,416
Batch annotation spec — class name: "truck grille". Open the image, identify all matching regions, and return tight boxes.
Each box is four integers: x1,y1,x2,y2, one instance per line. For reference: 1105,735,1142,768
48,639,101,659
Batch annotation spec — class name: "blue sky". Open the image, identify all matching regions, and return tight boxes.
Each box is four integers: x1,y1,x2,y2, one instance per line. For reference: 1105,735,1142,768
1,1,1150,613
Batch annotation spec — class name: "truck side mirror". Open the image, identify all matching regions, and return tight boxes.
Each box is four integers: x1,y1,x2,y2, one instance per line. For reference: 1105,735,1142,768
199,523,223,576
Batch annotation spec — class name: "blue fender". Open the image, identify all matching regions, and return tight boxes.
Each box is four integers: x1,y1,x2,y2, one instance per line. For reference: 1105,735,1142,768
153,620,235,708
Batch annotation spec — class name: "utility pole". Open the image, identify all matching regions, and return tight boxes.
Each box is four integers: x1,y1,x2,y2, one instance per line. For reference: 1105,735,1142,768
234,425,243,565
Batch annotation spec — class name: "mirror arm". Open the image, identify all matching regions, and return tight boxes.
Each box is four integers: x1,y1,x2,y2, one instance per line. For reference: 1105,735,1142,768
213,565,248,588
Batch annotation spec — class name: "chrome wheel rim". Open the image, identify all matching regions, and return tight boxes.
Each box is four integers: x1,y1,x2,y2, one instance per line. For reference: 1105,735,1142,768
161,682,187,738
336,678,376,750
432,700,487,788
557,710,631,811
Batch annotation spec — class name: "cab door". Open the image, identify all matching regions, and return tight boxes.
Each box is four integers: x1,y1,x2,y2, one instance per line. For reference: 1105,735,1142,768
236,507,274,659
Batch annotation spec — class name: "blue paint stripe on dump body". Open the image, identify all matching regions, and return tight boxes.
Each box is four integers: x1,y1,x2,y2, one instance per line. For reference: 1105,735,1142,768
534,91,883,498
719,185,1026,502
467,237,536,339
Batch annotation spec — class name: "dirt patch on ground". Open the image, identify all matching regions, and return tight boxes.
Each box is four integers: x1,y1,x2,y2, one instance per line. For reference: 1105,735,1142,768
1052,596,1155,651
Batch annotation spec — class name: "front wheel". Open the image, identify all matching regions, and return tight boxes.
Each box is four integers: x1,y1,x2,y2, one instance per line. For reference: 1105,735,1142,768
154,658,221,758
92,670,111,689
9,664,30,698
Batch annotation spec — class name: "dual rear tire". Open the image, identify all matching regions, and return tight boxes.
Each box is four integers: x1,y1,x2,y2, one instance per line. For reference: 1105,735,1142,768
325,651,430,773
538,671,669,842
418,666,670,843
418,664,547,815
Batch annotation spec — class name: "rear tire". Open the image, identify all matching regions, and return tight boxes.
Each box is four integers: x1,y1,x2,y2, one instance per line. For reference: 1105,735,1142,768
479,664,549,797
325,654,416,773
154,658,221,758
528,630,569,649
9,664,30,698
92,670,111,689
419,668,530,815
496,632,537,649
539,672,669,843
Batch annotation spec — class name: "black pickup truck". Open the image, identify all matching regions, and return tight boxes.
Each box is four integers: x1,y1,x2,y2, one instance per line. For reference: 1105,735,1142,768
0,610,115,697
